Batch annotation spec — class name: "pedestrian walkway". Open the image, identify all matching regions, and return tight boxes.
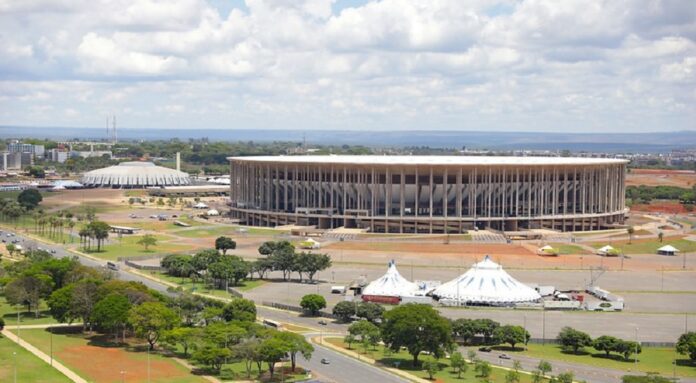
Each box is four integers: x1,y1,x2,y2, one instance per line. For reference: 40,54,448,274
1,328,88,383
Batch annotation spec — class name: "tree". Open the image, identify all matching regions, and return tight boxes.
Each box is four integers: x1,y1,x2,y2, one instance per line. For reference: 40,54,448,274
208,255,250,288
137,234,158,251
276,331,313,372
215,236,236,254
18,189,43,210
71,280,100,331
357,301,385,323
91,293,131,342
192,344,231,372
0,317,4,330
4,274,54,316
676,332,696,362
293,252,331,282
452,318,478,344
234,338,261,379
557,327,593,354
300,294,326,316
6,243,16,257
627,226,635,244
593,335,621,357
128,301,179,350
493,325,529,350
222,298,256,322
258,336,290,378
474,318,500,344
617,340,641,361
333,301,357,322
27,166,46,178
556,372,574,383
344,334,356,349
658,231,664,243
475,360,492,378
505,369,521,383
450,351,467,378
164,327,201,357
423,360,440,380
260,241,296,280
537,360,552,376
87,221,110,252
348,320,381,351
381,304,453,366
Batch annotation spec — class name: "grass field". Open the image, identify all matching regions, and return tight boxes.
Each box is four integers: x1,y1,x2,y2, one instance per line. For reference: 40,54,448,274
13,328,207,383
152,271,266,296
325,337,535,383
506,343,695,378
548,243,589,255
0,297,57,326
173,224,283,238
589,237,696,254
0,335,72,383
86,234,197,260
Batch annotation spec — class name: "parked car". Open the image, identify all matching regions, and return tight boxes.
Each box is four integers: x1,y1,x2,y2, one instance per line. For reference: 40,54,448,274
498,354,511,359
318,320,328,326
478,347,492,352
106,262,119,271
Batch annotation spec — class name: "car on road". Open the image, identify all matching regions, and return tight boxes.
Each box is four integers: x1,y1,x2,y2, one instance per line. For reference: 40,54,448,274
106,262,119,270
498,354,511,359
478,347,492,352
318,320,328,325
320,358,330,364
50,249,56,254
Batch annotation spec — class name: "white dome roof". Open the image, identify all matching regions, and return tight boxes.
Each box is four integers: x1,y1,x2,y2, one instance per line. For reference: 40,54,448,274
433,256,541,304
81,162,190,187
362,261,419,297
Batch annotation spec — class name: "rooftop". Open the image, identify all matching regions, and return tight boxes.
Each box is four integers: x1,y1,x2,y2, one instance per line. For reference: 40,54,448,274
228,155,628,166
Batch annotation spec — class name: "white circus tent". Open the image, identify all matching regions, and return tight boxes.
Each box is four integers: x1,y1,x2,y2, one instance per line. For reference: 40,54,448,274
362,260,419,300
433,256,541,305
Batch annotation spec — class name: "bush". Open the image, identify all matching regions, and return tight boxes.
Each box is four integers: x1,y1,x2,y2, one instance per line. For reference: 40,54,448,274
622,374,672,383
219,365,236,380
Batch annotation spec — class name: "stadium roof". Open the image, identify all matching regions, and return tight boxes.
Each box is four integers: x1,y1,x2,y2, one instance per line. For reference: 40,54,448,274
432,256,541,304
228,155,627,166
81,162,190,187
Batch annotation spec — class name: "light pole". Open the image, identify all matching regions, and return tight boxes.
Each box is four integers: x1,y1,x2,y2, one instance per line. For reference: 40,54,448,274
634,327,639,368
523,314,527,350
50,326,53,366
147,347,151,383
120,370,126,383
541,309,546,346
13,351,17,383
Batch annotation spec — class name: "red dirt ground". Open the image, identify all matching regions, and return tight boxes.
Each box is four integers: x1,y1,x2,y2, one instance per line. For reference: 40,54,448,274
630,202,689,214
326,241,533,256
58,344,192,383
626,168,696,188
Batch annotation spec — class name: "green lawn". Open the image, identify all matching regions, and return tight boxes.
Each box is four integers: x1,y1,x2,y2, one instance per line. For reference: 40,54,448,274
511,343,695,378
0,297,57,326
173,225,284,238
590,238,696,254
325,337,535,383
12,328,207,383
85,234,196,260
549,243,590,255
153,270,266,295
0,335,72,383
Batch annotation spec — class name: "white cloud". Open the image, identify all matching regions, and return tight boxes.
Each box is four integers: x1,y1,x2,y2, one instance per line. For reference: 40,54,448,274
0,0,694,132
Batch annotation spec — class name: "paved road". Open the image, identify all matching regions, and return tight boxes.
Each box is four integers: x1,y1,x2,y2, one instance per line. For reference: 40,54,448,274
299,334,408,383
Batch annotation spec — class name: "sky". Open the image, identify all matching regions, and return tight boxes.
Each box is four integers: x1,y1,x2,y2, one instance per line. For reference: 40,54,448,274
0,0,695,133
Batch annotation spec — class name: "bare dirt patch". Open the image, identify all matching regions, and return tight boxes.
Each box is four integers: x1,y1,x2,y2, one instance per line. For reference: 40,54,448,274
627,169,696,188
58,344,192,383
630,201,689,214
326,241,533,256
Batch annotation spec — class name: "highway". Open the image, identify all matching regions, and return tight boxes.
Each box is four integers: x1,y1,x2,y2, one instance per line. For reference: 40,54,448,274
4,229,408,383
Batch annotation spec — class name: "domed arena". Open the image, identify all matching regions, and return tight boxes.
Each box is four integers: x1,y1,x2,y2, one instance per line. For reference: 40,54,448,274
81,162,190,188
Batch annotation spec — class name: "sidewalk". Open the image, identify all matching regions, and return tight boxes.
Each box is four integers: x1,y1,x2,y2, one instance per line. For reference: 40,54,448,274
1,328,88,383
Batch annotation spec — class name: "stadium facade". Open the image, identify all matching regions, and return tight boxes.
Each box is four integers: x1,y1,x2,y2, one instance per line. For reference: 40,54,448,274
228,156,628,233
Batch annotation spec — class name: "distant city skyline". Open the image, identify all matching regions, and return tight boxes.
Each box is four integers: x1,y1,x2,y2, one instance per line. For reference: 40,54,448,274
1,0,695,133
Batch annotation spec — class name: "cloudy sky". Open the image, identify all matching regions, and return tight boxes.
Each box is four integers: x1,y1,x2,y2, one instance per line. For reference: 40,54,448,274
1,0,695,132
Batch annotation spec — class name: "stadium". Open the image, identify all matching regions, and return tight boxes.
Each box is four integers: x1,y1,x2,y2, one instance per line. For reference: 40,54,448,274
81,161,190,188
228,156,628,233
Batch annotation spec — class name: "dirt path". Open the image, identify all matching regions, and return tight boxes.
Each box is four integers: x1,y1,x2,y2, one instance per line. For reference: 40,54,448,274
1,328,88,383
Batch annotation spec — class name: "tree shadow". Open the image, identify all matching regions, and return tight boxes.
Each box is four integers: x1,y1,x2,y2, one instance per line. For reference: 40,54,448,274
675,359,696,368
559,349,591,356
2,309,53,322
491,345,524,352
590,353,637,363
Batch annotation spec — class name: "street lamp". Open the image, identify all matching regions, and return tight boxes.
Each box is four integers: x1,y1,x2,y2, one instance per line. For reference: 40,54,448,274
13,351,17,383
634,327,639,368
120,370,126,383
147,347,151,383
